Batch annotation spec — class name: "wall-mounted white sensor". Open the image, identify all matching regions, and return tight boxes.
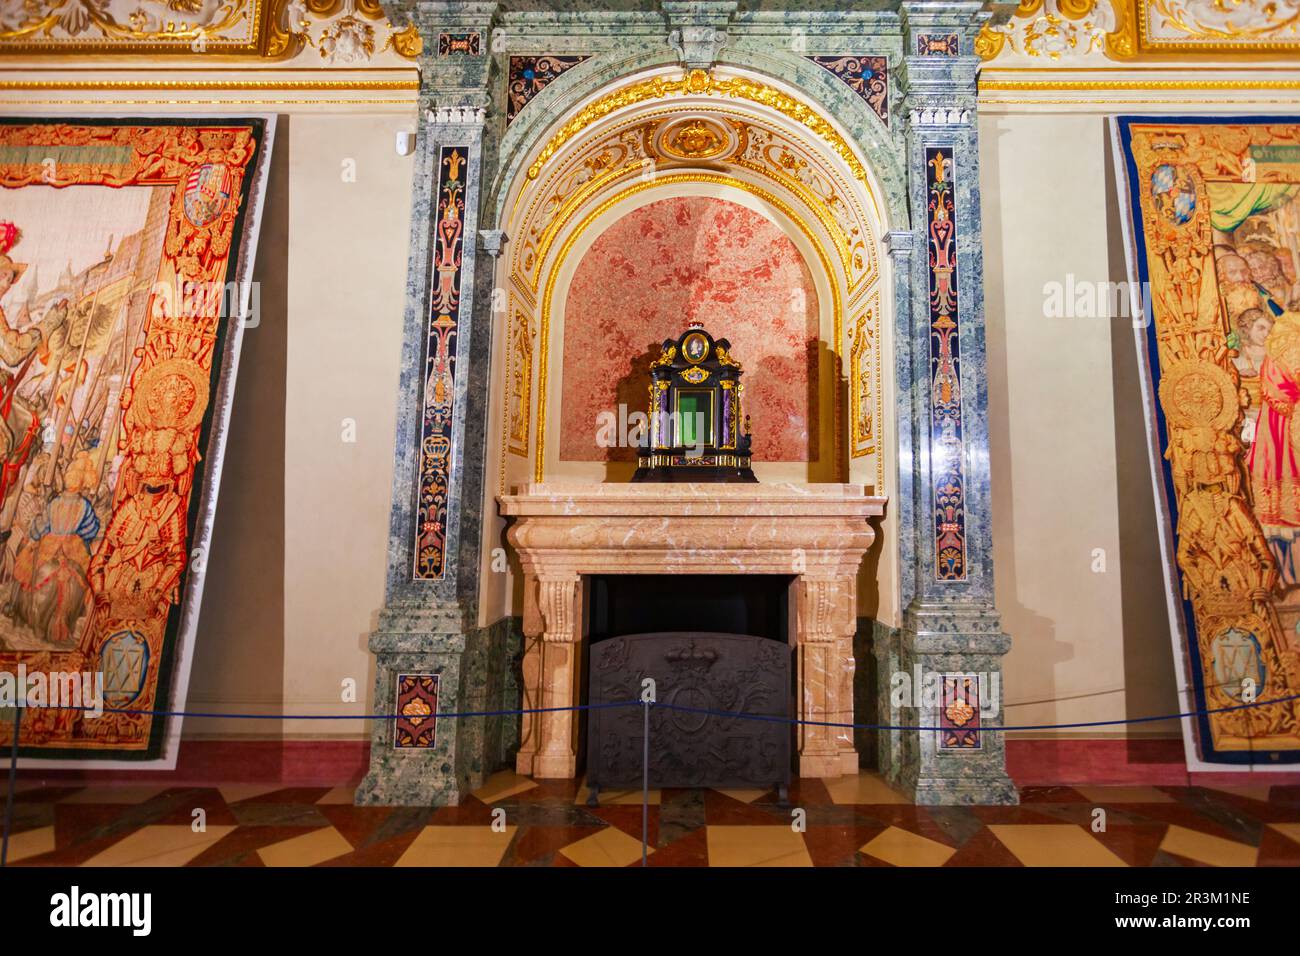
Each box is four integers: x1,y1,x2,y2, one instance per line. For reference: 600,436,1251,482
396,131,416,156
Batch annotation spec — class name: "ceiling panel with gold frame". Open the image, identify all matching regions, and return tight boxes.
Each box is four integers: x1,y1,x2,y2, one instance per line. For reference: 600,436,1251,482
0,0,419,59
978,0,1300,62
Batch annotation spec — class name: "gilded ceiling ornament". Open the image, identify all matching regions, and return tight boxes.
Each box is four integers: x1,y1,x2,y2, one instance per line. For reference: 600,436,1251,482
0,0,417,58
1106,0,1300,58
526,70,868,185
660,119,733,160
0,0,257,51
977,0,1113,61
655,116,735,161
1148,0,1300,41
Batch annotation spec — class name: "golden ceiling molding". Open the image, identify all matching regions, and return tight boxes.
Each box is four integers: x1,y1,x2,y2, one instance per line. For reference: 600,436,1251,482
979,0,1300,62
0,0,418,60
525,69,868,186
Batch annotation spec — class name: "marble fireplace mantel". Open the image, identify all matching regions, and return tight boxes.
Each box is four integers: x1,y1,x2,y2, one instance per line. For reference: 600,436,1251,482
497,482,886,779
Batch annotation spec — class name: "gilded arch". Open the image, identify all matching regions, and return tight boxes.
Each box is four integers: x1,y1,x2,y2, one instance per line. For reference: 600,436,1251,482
484,62,900,502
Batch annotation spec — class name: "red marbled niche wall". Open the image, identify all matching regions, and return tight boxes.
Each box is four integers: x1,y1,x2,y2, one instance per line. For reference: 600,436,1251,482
559,195,820,462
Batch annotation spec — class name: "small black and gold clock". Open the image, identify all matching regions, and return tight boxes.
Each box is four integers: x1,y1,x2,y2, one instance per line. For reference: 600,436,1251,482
632,320,757,482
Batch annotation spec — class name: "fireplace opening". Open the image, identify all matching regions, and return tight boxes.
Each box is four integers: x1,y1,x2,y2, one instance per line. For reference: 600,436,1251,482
585,573,792,644
582,574,795,800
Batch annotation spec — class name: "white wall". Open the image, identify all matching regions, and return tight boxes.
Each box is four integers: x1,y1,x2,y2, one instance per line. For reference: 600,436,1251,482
187,111,414,740
980,111,1179,737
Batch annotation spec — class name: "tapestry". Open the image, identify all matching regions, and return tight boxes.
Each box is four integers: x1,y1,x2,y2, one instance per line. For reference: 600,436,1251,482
0,118,273,765
1115,116,1300,767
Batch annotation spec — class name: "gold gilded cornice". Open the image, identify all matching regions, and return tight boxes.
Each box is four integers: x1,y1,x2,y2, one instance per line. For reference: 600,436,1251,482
526,69,868,186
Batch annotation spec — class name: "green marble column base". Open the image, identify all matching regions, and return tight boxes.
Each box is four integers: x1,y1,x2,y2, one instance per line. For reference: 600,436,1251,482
887,604,1020,806
354,608,519,807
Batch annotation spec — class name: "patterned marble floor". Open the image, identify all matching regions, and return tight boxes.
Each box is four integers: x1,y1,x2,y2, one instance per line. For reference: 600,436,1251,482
4,772,1300,867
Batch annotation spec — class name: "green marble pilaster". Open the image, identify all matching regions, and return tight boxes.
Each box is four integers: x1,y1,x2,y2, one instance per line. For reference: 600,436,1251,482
887,0,1018,805
357,0,506,807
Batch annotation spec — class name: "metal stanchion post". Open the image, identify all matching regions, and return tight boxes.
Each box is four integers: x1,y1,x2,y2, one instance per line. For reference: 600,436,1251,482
642,698,650,867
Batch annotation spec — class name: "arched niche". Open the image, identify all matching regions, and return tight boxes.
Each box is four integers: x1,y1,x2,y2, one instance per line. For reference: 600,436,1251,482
478,64,900,627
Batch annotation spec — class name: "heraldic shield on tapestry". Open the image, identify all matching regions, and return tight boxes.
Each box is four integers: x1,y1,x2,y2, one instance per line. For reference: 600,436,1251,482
1115,116,1300,768
0,118,273,765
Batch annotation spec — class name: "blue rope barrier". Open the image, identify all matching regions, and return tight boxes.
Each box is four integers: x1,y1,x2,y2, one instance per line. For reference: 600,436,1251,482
2,691,1298,733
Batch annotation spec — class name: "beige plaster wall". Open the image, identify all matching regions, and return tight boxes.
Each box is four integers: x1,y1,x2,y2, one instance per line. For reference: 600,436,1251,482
186,111,413,740
980,111,1179,738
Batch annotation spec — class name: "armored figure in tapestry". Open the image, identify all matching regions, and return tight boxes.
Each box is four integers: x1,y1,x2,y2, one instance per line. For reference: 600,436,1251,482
1120,118,1300,765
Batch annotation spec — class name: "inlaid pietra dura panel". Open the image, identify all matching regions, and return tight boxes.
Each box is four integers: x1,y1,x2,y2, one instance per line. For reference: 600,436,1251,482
507,55,593,126
925,146,968,582
393,673,439,749
939,675,982,750
805,56,890,127
413,146,467,581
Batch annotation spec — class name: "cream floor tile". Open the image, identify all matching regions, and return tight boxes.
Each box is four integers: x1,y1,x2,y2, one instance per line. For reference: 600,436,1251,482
81,826,236,867
860,826,956,867
217,784,285,804
1160,825,1258,867
1075,786,1175,804
4,825,55,863
472,770,538,804
990,825,1128,867
574,780,661,806
1270,822,1300,846
395,825,516,867
706,826,812,867
823,773,909,806
716,789,770,804
315,785,359,805
256,826,353,867
559,827,648,867
60,786,169,805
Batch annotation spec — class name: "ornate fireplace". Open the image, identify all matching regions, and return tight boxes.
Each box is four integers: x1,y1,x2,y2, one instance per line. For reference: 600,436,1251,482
497,482,885,779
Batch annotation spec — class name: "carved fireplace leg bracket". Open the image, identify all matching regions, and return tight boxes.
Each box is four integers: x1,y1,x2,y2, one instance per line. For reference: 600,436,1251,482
796,575,859,778
524,573,582,779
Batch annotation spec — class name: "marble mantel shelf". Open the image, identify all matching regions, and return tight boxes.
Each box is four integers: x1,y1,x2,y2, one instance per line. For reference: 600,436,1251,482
497,482,887,779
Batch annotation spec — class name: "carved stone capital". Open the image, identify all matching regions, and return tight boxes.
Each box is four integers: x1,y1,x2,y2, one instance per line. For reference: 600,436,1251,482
884,229,916,263
478,229,509,258
668,25,728,70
